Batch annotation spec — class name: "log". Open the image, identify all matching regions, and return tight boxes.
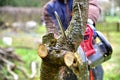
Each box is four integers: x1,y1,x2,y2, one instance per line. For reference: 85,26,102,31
38,44,48,58
64,51,75,67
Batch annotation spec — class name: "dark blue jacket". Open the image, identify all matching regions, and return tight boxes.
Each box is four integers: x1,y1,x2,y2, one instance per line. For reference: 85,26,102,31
45,0,73,30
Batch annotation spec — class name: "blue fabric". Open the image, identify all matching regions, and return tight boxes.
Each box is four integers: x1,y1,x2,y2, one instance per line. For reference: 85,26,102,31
45,0,73,30
93,65,104,80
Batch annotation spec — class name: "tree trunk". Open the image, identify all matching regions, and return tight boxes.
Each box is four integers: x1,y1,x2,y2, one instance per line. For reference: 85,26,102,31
38,0,89,80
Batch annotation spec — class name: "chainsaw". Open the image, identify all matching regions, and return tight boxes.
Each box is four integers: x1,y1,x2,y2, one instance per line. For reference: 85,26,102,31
80,23,113,68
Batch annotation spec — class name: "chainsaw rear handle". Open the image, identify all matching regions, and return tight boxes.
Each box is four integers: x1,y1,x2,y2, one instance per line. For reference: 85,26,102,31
88,31,113,68
96,31,113,55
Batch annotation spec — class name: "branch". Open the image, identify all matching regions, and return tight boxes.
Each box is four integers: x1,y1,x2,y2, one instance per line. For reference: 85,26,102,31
0,55,15,68
29,61,37,78
17,61,37,79
0,47,23,62
57,0,89,52
7,64,18,80
0,55,18,80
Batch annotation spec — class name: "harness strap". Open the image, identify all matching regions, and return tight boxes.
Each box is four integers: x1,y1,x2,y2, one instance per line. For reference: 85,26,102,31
89,70,94,80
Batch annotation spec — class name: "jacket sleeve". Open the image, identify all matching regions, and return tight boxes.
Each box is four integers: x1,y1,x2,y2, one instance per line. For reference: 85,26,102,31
88,0,101,23
43,4,59,36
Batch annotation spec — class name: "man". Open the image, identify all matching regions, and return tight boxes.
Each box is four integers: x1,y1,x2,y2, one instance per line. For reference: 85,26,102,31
43,0,103,80
43,0,101,35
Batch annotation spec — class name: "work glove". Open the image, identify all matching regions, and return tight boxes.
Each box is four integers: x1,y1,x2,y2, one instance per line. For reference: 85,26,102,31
87,19,97,39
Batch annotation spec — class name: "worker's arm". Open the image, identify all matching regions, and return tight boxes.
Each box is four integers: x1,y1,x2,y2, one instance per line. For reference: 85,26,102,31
88,0,101,23
43,4,60,37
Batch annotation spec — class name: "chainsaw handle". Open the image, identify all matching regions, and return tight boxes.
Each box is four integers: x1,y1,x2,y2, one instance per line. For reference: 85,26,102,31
96,31,113,55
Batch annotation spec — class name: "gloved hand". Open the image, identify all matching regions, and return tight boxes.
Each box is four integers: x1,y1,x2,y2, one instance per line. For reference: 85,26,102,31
87,18,94,25
87,19,97,39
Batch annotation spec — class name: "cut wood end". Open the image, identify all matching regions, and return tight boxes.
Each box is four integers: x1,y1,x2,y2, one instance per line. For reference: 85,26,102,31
38,44,48,58
64,52,75,67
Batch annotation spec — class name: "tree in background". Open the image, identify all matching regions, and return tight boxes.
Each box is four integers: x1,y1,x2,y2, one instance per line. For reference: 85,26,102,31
0,0,9,6
0,0,49,7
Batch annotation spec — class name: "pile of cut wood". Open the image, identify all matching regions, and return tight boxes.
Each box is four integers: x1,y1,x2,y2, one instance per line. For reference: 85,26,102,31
0,47,37,80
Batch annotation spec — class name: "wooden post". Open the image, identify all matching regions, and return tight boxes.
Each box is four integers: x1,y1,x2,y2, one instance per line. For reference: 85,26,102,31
117,22,120,32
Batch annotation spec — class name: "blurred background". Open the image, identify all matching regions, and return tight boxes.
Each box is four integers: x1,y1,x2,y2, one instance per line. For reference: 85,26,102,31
0,0,120,80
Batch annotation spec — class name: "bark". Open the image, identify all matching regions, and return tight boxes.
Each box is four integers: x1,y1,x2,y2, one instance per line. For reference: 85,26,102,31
39,0,89,80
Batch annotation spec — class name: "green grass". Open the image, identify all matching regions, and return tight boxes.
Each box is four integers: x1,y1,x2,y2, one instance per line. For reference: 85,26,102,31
105,16,120,23
103,33,120,80
35,24,46,34
102,32,120,80
96,22,119,32
15,48,41,80
96,22,120,80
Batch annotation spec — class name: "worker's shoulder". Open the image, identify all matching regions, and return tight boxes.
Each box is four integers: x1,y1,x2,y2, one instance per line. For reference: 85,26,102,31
44,0,56,9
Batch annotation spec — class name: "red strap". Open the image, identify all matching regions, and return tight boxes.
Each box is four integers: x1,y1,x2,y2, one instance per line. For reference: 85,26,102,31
89,70,94,80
